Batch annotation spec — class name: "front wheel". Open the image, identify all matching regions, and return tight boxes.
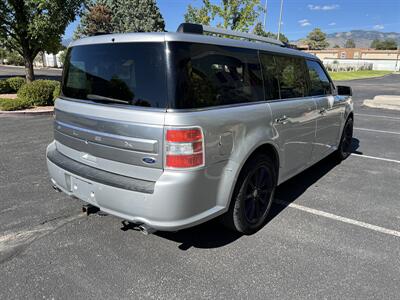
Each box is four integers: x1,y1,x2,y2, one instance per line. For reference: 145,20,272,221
335,117,353,161
222,154,276,235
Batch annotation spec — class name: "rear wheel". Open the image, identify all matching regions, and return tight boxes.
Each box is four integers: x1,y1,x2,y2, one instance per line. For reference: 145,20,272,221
223,154,276,234
335,117,353,161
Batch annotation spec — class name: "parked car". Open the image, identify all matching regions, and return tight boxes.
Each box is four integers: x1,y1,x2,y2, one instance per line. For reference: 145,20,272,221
47,23,353,234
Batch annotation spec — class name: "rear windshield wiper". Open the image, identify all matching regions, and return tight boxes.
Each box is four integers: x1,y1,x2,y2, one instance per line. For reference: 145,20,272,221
87,94,129,104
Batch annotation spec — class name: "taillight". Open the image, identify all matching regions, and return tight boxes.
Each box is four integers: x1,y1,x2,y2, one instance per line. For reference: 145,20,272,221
165,127,204,169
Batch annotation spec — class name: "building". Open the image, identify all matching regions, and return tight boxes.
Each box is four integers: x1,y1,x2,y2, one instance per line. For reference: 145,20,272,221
305,48,400,71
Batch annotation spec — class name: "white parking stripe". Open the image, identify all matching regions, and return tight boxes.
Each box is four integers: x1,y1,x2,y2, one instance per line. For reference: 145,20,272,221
351,153,400,164
275,199,400,238
354,127,400,135
355,113,400,121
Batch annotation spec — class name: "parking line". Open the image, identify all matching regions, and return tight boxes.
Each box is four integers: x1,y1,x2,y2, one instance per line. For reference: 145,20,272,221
351,153,400,164
354,127,400,135
275,199,400,238
355,113,400,121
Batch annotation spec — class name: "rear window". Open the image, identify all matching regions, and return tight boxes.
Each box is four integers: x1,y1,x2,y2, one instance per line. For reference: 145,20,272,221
168,42,264,109
62,43,167,108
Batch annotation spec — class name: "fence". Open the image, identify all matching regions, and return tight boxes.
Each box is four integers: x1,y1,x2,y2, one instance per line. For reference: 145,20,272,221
322,58,400,72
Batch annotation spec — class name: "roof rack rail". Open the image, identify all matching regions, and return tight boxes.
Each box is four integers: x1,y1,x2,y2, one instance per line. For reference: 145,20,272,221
177,23,284,47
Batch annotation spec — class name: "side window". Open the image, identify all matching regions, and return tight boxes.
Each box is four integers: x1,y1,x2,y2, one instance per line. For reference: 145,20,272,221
274,55,307,99
259,53,280,100
170,43,264,108
306,60,332,96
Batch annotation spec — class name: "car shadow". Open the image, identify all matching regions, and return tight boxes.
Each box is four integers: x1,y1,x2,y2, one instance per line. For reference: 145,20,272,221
127,138,361,250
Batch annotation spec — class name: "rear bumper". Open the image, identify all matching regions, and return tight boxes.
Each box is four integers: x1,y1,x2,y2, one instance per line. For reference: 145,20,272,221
46,142,226,231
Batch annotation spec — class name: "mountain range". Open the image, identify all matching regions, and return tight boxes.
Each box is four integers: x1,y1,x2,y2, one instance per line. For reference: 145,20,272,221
294,30,400,48
63,30,400,49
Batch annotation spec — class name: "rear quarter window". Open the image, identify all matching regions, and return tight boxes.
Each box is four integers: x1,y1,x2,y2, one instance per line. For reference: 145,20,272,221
260,52,308,100
168,42,264,109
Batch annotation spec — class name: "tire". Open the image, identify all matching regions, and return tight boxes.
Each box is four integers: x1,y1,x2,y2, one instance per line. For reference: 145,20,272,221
335,117,353,161
223,154,276,235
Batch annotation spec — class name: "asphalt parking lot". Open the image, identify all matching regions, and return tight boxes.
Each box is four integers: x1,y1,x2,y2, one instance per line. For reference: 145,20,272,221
0,65,62,81
1,74,399,299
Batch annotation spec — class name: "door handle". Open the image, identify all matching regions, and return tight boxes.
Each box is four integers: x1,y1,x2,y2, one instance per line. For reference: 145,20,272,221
275,115,288,125
319,108,327,115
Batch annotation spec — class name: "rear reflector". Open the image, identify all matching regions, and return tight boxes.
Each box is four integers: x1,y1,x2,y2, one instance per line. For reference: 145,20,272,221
165,127,204,169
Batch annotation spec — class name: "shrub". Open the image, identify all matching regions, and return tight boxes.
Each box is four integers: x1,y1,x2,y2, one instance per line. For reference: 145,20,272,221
17,80,60,106
53,82,61,100
0,80,12,94
0,98,32,111
6,77,26,92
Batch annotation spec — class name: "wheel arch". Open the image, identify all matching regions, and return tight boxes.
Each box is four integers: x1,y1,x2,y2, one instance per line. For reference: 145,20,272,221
223,142,280,210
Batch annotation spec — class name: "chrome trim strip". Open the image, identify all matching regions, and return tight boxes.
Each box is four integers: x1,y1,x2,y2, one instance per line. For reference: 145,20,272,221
54,131,163,169
55,120,158,153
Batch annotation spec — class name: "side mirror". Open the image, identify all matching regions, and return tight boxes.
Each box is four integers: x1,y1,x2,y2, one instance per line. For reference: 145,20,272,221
337,85,352,96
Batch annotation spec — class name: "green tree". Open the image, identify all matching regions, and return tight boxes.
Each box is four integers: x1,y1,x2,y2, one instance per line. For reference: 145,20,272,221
113,0,165,33
370,38,397,50
0,0,84,82
381,39,398,50
76,0,165,38
344,39,356,48
184,0,262,32
253,22,288,43
6,50,24,65
333,44,340,48
74,2,113,38
58,50,68,66
370,39,379,49
184,0,213,26
306,28,329,50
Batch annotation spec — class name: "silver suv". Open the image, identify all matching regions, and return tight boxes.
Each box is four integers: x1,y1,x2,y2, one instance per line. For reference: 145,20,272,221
47,23,354,234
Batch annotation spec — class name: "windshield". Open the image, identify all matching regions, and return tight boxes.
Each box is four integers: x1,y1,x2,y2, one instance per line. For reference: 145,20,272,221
62,42,167,108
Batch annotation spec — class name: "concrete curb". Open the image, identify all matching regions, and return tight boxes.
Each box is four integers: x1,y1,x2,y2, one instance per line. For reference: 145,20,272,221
363,95,400,111
0,107,54,116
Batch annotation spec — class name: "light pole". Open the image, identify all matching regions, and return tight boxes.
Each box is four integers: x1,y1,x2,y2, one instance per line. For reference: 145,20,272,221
277,0,284,40
263,0,268,30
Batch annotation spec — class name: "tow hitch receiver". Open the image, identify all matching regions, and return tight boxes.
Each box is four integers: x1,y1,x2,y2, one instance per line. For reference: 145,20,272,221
82,204,100,216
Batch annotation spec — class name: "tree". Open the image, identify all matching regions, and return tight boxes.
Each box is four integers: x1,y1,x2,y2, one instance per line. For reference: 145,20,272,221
58,50,68,66
344,39,356,48
0,0,84,82
184,0,262,32
184,0,213,26
333,44,340,48
370,39,380,49
75,3,113,38
305,28,329,50
76,0,165,38
253,22,288,43
370,38,398,50
113,0,165,33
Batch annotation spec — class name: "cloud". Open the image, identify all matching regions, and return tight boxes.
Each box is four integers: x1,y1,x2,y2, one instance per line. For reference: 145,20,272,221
328,22,336,26
298,19,311,27
308,4,339,10
373,24,384,30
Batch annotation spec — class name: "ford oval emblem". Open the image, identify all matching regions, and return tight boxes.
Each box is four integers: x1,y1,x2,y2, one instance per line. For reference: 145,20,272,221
142,157,156,164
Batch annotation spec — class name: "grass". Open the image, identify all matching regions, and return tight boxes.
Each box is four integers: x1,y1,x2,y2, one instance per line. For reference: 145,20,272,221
329,70,392,81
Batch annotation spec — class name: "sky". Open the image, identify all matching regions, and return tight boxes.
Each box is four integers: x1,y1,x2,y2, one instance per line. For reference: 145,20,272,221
64,0,400,41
